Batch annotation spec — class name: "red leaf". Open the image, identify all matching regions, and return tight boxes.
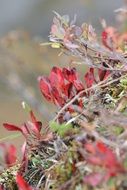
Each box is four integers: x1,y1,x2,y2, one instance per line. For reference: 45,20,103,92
30,111,41,138
3,123,29,138
3,123,23,133
85,141,124,176
49,67,64,89
101,27,117,51
96,141,107,153
38,76,52,101
96,141,120,168
73,80,84,91
102,31,112,50
51,86,65,106
0,143,17,167
84,142,96,154
84,68,95,88
5,144,17,167
62,68,84,91
21,123,31,137
98,69,110,81
62,68,77,82
20,141,29,173
16,174,33,190
63,82,73,98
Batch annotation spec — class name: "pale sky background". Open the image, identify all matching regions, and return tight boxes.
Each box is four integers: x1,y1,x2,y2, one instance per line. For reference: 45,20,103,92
0,0,123,38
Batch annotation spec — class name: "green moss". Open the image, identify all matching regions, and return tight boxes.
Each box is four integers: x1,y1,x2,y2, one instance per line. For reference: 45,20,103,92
50,121,73,137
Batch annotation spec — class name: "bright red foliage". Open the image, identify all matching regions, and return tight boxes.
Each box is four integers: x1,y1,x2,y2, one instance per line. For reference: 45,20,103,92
84,68,95,88
3,110,41,139
0,143,17,167
102,26,127,52
101,27,117,51
39,66,110,111
39,66,84,107
98,69,110,81
83,141,125,186
16,174,33,190
3,124,23,133
85,141,124,176
2,12,127,189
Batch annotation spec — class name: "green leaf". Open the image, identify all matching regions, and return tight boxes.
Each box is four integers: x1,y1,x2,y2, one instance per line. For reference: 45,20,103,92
113,126,124,135
120,78,127,85
107,177,116,188
50,121,73,137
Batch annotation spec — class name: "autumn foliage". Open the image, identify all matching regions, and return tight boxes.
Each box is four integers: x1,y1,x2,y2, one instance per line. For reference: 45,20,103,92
1,9,127,190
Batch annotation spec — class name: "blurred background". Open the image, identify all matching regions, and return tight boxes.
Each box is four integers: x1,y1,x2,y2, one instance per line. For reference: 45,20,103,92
0,0,124,146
